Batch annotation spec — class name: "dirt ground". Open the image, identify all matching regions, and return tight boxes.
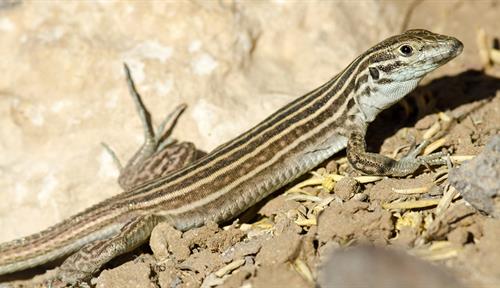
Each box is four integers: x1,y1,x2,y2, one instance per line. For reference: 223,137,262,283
1,1,500,288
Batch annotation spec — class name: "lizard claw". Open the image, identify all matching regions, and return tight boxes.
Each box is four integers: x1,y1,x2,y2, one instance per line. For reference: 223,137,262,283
416,151,447,166
405,139,430,159
389,141,446,176
408,138,447,167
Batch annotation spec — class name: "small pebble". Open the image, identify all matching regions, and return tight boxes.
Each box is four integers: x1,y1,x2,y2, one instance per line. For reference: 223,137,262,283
326,161,338,174
334,177,360,201
317,167,327,175
353,193,368,202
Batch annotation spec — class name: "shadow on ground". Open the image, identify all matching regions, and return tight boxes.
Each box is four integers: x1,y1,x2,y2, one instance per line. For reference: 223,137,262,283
368,69,500,150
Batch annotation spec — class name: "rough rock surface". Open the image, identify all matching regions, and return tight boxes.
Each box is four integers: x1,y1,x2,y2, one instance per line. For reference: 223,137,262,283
449,135,500,216
317,246,465,288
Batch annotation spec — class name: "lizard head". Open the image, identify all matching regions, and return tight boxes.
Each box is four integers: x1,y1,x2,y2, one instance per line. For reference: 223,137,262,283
351,29,462,122
366,29,463,83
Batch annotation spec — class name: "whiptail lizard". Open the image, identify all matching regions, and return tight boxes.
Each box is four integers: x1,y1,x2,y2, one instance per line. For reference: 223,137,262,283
0,29,463,285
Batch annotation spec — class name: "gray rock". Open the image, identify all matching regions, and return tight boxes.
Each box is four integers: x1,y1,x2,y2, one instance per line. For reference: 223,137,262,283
449,135,500,216
318,245,465,288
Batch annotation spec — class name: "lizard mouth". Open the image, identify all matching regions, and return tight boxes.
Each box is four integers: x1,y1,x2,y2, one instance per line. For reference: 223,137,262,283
434,37,463,64
450,38,464,56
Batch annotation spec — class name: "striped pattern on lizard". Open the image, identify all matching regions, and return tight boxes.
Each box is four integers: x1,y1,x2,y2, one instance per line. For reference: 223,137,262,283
0,29,463,285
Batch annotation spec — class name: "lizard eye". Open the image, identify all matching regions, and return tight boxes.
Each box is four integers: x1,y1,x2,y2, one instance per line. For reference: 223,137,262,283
399,45,413,56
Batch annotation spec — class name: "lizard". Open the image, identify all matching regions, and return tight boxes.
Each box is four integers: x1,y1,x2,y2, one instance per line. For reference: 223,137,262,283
0,29,463,285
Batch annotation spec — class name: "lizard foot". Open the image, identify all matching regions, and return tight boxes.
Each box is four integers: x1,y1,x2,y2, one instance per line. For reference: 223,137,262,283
390,140,447,176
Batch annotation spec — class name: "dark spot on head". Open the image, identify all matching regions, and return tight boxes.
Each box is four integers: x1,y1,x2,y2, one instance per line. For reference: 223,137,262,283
369,67,379,80
346,98,356,110
377,61,403,72
362,86,371,96
347,114,358,124
377,78,393,84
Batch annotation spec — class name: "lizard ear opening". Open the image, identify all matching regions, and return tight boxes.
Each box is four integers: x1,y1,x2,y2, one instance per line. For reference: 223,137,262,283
369,67,379,80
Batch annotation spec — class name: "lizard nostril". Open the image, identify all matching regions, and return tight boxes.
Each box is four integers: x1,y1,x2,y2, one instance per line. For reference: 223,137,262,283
450,38,464,55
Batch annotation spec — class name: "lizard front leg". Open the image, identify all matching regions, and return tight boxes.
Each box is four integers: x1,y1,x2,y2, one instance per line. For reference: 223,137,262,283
346,126,446,177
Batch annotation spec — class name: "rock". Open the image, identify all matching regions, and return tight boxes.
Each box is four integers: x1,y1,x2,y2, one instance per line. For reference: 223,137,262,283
317,246,465,288
449,135,500,216
334,176,359,201
150,222,190,261
95,254,154,288
255,231,301,266
251,264,312,288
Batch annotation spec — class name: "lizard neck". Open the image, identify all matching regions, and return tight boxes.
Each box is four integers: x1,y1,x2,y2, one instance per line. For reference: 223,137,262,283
354,77,421,123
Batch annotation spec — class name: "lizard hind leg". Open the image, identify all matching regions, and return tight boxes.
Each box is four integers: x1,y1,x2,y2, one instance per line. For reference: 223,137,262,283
56,215,160,285
103,64,204,190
